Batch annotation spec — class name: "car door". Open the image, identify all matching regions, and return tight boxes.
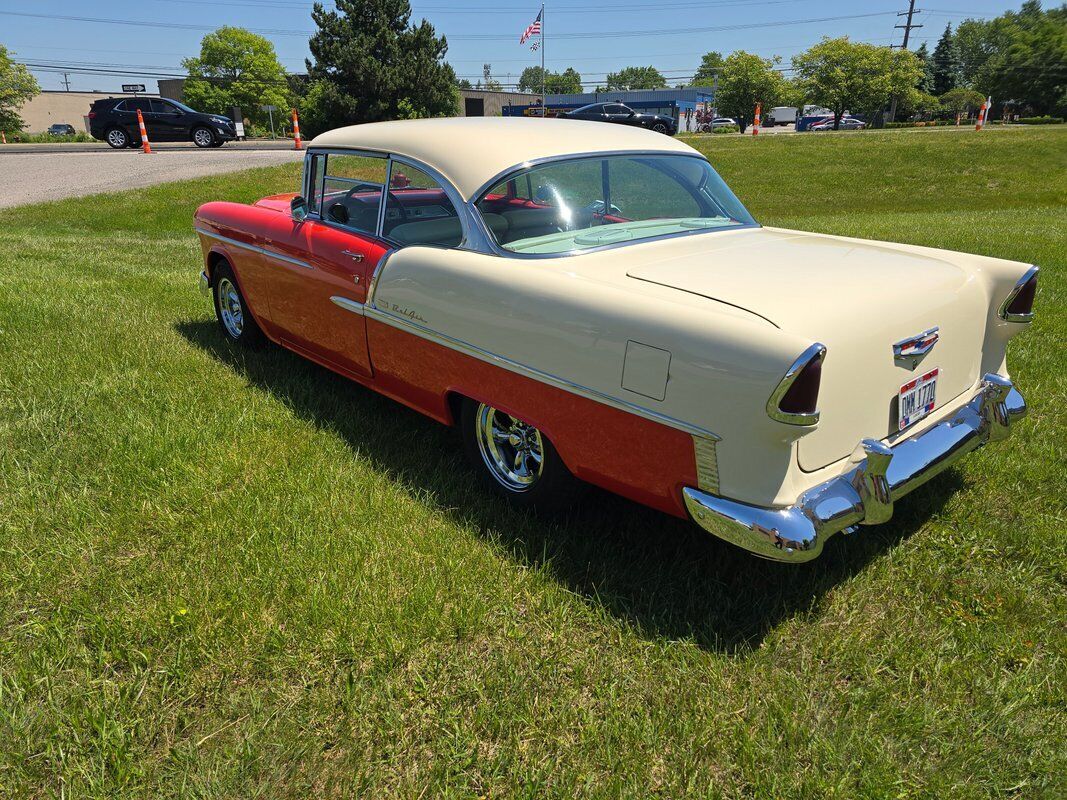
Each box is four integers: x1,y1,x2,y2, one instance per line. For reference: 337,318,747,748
149,99,186,141
258,152,390,378
605,104,635,126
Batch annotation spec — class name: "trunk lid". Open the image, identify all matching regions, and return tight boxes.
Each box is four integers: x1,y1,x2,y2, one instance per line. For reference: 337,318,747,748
626,228,988,470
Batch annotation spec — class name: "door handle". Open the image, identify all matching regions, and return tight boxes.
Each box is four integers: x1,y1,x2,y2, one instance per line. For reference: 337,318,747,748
341,250,364,262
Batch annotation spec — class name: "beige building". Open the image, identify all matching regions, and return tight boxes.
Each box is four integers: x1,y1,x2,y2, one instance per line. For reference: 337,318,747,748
18,90,159,133
458,89,532,117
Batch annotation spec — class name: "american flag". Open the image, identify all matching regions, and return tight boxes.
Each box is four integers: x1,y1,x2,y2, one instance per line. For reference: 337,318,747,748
520,9,542,45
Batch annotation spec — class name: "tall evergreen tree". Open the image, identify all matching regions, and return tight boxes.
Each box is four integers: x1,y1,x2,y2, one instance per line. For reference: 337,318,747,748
931,23,961,95
913,42,935,94
303,0,457,133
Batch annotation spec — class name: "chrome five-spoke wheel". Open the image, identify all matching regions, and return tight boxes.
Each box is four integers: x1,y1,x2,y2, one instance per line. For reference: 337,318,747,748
216,277,244,338
475,404,544,491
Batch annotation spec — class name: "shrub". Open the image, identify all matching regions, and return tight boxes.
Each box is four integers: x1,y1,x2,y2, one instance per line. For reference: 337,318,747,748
5,131,95,143
1016,116,1063,125
712,125,739,134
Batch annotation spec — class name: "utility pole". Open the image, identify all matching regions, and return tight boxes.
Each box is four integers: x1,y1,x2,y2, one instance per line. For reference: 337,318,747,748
62,72,71,91
888,0,923,122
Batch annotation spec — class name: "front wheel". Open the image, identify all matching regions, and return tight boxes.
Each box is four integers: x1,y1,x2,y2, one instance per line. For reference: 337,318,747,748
460,399,582,511
652,122,668,134
212,263,265,347
192,126,216,148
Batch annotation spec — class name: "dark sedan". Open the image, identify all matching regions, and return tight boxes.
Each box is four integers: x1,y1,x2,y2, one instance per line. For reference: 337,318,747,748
558,102,677,135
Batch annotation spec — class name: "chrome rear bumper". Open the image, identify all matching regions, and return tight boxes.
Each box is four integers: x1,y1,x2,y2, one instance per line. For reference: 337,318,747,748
684,374,1026,562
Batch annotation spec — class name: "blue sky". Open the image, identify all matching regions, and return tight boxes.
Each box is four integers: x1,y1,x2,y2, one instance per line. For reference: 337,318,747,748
3,0,1030,92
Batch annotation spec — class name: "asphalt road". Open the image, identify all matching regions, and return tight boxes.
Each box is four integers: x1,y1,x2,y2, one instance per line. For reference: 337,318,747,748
0,144,305,208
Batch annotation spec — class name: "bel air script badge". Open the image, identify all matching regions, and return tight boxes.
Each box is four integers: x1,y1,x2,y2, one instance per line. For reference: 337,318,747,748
893,326,939,369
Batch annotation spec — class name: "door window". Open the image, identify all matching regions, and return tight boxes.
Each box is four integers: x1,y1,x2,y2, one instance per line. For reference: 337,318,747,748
305,153,326,215
150,99,178,113
383,163,461,247
320,154,388,235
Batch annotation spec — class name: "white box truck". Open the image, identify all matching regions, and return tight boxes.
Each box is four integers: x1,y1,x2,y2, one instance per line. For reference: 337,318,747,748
766,107,798,127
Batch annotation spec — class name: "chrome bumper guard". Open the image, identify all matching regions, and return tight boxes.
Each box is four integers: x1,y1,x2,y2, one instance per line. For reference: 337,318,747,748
199,270,210,297
683,374,1026,563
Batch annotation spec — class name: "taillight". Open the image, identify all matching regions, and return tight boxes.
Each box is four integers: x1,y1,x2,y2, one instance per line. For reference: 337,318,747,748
88,111,96,119
767,343,826,426
999,266,1038,322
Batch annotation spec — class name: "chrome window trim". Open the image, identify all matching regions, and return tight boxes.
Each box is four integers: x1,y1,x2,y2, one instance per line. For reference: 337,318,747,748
467,151,761,261
766,342,826,426
364,303,721,442
998,265,1038,323
195,227,314,271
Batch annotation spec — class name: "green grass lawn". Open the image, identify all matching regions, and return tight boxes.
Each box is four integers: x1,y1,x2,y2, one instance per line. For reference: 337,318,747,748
1,126,1064,798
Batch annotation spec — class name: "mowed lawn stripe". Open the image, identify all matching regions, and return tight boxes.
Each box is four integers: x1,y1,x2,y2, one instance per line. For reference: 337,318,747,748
0,127,1064,798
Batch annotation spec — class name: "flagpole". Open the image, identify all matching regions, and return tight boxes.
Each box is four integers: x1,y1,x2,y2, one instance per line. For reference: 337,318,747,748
541,3,546,117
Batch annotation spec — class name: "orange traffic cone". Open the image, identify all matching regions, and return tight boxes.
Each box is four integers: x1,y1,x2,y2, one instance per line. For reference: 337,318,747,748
136,108,153,153
752,103,761,136
292,109,302,150
1,131,6,144
975,97,991,131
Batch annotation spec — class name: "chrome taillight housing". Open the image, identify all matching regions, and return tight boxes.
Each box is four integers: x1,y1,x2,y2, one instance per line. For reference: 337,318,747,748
999,266,1038,323
767,343,826,426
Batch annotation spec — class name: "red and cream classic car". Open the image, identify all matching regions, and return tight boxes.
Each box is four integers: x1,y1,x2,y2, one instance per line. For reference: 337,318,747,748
195,117,1036,562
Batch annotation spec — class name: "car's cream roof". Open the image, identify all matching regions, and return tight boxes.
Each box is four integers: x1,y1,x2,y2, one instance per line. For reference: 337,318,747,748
308,117,701,200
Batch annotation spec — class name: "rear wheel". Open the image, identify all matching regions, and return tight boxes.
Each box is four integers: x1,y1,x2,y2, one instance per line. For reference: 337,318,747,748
105,127,129,149
460,398,582,511
212,262,265,348
192,126,216,148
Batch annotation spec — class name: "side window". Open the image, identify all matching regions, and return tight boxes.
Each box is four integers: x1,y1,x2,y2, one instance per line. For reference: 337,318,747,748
606,104,628,115
383,162,461,248
305,153,326,215
320,154,388,235
126,98,151,112
150,99,176,113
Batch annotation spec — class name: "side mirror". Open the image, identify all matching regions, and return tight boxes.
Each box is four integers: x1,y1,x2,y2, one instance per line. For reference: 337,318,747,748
290,195,309,222
627,110,636,117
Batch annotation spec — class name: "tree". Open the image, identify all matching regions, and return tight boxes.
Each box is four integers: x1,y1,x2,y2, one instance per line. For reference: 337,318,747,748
303,0,457,134
480,64,503,91
457,78,473,89
605,66,666,91
517,66,583,94
0,45,40,134
913,42,935,94
956,1,1067,116
939,87,987,119
931,23,961,95
793,37,921,129
181,27,289,123
692,51,724,86
715,50,786,132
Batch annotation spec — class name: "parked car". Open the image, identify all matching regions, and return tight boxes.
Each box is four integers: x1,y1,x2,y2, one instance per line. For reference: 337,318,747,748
707,117,738,130
46,123,77,136
810,116,867,131
194,117,1035,562
558,102,677,135
89,97,237,148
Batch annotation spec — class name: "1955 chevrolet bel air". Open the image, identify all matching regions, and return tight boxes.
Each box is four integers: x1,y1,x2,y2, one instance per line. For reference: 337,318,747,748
194,117,1036,562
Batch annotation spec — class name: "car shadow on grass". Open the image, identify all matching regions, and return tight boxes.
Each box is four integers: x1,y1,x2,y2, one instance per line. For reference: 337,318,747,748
177,319,961,655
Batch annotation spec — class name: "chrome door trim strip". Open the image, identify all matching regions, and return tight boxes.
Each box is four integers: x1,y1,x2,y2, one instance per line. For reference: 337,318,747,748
330,296,365,315
195,227,314,271
364,305,721,442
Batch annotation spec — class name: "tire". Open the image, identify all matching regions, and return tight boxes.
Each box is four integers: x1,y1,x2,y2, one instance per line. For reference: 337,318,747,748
105,127,129,149
212,262,265,348
192,126,216,148
209,139,225,148
460,398,582,511
652,122,668,134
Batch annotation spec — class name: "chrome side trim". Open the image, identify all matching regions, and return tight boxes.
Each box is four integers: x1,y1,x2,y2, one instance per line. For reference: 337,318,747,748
330,296,365,315
195,227,314,271
998,265,1038,323
364,305,721,442
765,343,826,426
685,373,1026,563
693,436,720,494
364,248,395,309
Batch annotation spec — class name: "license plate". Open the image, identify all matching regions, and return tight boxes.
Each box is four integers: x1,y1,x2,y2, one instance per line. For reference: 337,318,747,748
899,368,939,431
